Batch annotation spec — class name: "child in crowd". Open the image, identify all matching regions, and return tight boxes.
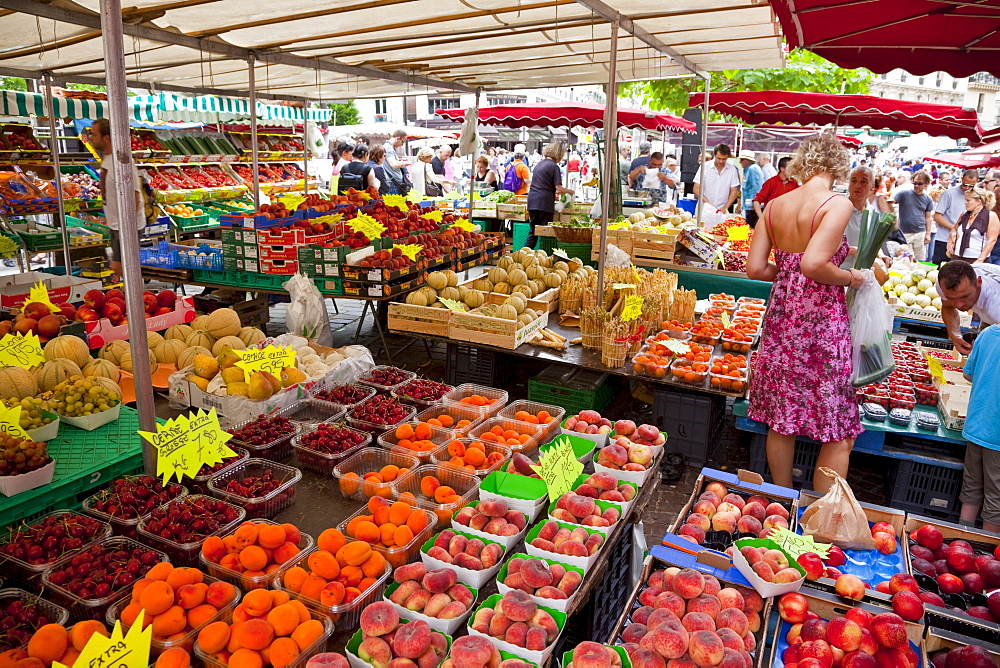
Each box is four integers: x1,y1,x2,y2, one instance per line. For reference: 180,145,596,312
959,324,1000,532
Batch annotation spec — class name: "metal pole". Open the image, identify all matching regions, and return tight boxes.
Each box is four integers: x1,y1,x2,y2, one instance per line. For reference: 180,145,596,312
42,74,73,272
99,0,157,472
302,100,309,195
695,77,710,227
596,18,619,307
248,54,261,208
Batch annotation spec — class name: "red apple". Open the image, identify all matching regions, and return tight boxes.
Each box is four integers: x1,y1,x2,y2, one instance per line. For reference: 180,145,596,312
105,288,124,301
102,303,122,323
797,552,826,581
107,297,127,314
143,293,159,314
84,289,106,310
76,305,99,322
57,303,76,321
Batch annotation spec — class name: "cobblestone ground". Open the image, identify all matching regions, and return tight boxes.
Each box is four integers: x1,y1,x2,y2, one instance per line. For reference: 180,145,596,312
153,278,892,548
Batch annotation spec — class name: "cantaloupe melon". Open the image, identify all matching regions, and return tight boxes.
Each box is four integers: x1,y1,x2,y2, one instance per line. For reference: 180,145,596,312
493,282,511,295
497,304,518,321
177,346,211,370
507,269,528,286
525,266,544,280
406,291,430,306
204,308,241,338
212,336,246,356
33,359,83,392
439,287,461,302
426,272,448,291
503,296,525,314
146,332,165,350
544,273,563,288
82,358,120,383
153,339,187,365
43,335,90,367
165,324,193,342
444,270,458,288
237,326,266,347
190,315,209,331
186,330,215,350
472,278,493,293
98,340,130,365
464,290,485,309
488,267,508,284
0,367,38,399
120,348,158,374
497,255,515,270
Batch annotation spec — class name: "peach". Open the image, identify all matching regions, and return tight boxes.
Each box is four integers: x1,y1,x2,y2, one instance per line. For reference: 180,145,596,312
751,561,774,582
685,513,711,532
765,502,789,519
421,569,457,594
705,482,728,498
873,532,897,555
646,609,681,630
426,546,452,563
711,513,738,533
627,648,666,668
521,559,552,588
716,628,744,653
453,507,476,526
423,593,451,617
741,502,766,522
682,612,716,632
387,661,416,668
306,653,350,668
358,637,392,668
503,511,526,530
446,535,468,557
715,502,741,517
736,516,762,535
558,570,583,595
739,546,763,565
740,587,764,613
537,521,559,541
470,608,494,634
742,632,756,653
535,586,568,600
827,617,862,652
489,612,513,637
469,514,489,531
448,584,474,608
702,575,720,597
677,524,705,543
699,490,721,507
453,554,483,571
798,640,834,666
524,626,547,651
869,613,907,649
835,574,866,601
643,625,687,660
531,537,557,552
481,543,503,568
389,581,422,605
530,608,559,641
687,594,721,620
359,601,399,637
405,590,432,612
745,609,761,634
671,568,705,599
438,601,466,619
691,500,716,519
499,590,537,622
777,592,809,623
633,606,653,625
716,608,749,637
585,534,604,554
717,588,744,611
504,621,528,647
640,586,663,608
721,493,745,509
394,562,428,584
653,592,686,619
503,573,530,592
774,568,803,584
688,630,725,667
549,563,566,581
560,541,589,558
449,636,496,668
392,620,432,659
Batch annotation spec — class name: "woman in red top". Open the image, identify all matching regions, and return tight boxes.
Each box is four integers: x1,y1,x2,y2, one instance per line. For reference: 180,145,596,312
566,151,581,193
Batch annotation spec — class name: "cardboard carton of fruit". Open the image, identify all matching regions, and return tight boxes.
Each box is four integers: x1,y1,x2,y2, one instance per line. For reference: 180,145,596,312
561,643,629,668
383,562,479,635
731,537,806,597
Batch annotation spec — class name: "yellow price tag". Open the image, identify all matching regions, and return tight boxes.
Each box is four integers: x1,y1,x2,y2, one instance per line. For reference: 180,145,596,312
55,610,151,668
277,193,307,211
28,282,59,314
530,436,584,500
139,409,235,485
450,219,476,232
0,332,46,369
356,191,373,201
927,356,944,381
311,213,344,226
720,312,732,329
64,199,80,213
0,405,28,439
763,527,831,559
234,345,297,377
347,213,386,240
622,295,644,322
382,194,408,210
607,221,629,230
727,225,750,241
631,263,642,283
423,210,444,223
663,339,690,355
438,298,466,312
396,244,423,261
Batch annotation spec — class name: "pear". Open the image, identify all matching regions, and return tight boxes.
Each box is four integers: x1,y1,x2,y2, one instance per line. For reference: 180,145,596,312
221,367,246,385
218,351,241,369
280,366,307,388
260,370,282,394
226,382,249,396
193,354,219,380
187,373,210,391
247,371,276,401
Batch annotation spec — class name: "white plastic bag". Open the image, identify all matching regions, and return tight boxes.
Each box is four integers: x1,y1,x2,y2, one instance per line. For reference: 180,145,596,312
848,269,895,387
555,192,575,213
283,273,333,347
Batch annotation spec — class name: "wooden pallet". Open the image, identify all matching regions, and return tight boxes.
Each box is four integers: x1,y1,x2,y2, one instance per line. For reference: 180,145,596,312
140,266,192,283
591,229,633,258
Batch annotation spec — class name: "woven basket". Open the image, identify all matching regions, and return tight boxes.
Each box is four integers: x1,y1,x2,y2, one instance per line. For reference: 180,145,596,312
581,313,603,350
553,226,595,244
560,295,582,315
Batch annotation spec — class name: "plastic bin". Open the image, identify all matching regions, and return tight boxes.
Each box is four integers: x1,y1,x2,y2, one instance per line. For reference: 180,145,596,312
310,382,376,408
377,423,452,462
356,365,417,391
445,343,510,387
199,518,313,591
0,588,69,649
273,545,392,628
391,380,455,410
890,458,962,523
333,448,419,501
136,495,246,566
430,438,511,477
467,417,543,454
196,610,333,668
282,398,347,431
441,383,509,418
291,424,370,475
226,408,299,461
185,447,249,495
527,367,617,416
669,358,709,386
105,571,241,657
337,504,435,568
652,386,725,469
0,510,111,591
412,404,484,437
391,464,481,528
346,397,416,434
498,399,566,442
41,537,169,621
82,481,187,539
207,459,302,519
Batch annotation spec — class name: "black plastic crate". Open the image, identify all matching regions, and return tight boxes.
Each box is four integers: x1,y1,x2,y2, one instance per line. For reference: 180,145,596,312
652,386,726,467
748,433,821,488
890,458,962,523
445,343,511,387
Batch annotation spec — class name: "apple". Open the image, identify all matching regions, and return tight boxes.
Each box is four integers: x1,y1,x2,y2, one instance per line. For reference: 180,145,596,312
84,289,106,310
156,289,176,308
76,305,99,322
796,552,825,580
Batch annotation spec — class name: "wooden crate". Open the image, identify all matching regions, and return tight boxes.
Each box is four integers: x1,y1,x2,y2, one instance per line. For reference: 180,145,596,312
449,308,549,349
923,628,1000,667
631,229,679,263
388,302,452,337
590,229,633,258
497,203,527,221
457,278,559,313
471,202,497,217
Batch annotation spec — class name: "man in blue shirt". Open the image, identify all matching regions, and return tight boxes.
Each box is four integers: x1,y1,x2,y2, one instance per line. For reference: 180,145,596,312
959,324,1000,532
738,150,764,227
627,151,675,204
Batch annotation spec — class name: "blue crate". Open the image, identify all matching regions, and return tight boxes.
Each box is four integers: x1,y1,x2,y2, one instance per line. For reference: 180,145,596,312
139,241,178,268
176,243,223,270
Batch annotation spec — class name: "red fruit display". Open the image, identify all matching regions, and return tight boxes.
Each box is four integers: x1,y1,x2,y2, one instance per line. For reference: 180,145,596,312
43,541,162,601
87,475,185,521
0,511,106,566
228,414,295,446
349,395,413,428
499,556,581,600
312,383,374,406
140,495,241,544
297,423,367,455
358,366,413,388
453,500,525,538
394,379,452,403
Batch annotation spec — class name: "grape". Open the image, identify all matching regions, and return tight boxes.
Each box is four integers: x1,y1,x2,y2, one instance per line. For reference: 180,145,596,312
51,376,119,417
1,397,53,430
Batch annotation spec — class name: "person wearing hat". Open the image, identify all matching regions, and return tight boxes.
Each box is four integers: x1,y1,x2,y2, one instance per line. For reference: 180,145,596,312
739,150,765,227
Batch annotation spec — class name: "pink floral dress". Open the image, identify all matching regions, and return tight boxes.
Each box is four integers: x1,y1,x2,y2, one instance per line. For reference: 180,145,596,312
748,210,863,442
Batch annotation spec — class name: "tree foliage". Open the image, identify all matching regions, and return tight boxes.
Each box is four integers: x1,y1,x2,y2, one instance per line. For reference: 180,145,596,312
1,78,26,92
326,100,360,126
627,49,874,115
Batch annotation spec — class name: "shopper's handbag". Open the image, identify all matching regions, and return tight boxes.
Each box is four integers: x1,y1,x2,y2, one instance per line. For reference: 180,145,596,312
424,167,443,197
800,468,876,550
848,269,895,387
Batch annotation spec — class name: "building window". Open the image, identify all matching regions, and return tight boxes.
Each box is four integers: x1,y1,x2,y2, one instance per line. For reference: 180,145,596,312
954,79,960,89
429,98,461,114
900,72,907,83
937,73,944,87
486,95,525,106
375,99,387,114
880,73,888,79
978,93,986,113
919,77,925,85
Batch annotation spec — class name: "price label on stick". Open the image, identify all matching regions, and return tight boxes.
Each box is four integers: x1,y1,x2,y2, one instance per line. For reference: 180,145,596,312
382,194,408,210
0,332,45,370
277,193,307,211
530,436,583,499
720,312,732,329
0,405,28,439
622,295,644,322
395,244,423,261
927,356,944,381
347,213,386,240
663,339,690,355
612,283,635,290
234,345,297,377
764,527,831,559
552,248,569,261
311,213,344,226
450,219,476,232
727,225,750,241
28,281,59,313
438,298,466,312
54,610,151,668
139,408,235,485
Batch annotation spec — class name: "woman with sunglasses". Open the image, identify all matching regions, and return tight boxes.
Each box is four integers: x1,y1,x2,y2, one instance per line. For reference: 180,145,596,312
948,186,1000,264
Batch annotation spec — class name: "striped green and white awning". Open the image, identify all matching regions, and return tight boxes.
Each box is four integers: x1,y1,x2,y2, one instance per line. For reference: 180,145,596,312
0,90,155,121
256,102,331,125
152,93,252,123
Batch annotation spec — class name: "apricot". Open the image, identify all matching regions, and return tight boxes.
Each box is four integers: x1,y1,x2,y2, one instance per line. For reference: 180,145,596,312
229,648,263,668
165,568,195,591
352,520,381,544
398,492,417,506
69,620,107,653
0,651,27,668
361,551,387,578
395,423,414,440
465,448,486,467
307,551,340,580
339,471,361,495
339,566,363,588
288,600,311,624
299,575,327,602
257,524,287,549
202,536,226,563
406,509,428,534
434,486,455,503
438,415,455,428
139,581,175,616
317,528,345,554
266,603,301,637
239,546,268,571
187,603,219,629
283,566,308,593
420,476,440,497
242,589,274,617
27,625,67,664
151,606,187,638
388,502,412,526
220,553,243,572
269,590,290,607
414,423,432,440
59,648,80,668
120,602,143,628
378,523,398,546
177,583,207,610
393,526,414,547
155,647,191,668
281,524,302,546
319,581,345,607
234,619,274,651
373,505,391,527
337,541,372,567
234,523,260,549
269,637,300,668
290,619,324,651
273,541,301,564
379,465,400,482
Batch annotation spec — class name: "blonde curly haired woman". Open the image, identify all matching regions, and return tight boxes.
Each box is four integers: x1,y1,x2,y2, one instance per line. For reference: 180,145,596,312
746,133,865,493
947,186,1000,263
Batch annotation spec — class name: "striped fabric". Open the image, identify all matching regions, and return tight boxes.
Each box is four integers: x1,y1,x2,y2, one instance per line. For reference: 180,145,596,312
0,90,154,121
155,93,252,123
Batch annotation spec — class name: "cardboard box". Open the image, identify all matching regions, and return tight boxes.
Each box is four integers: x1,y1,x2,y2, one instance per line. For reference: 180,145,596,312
0,271,102,308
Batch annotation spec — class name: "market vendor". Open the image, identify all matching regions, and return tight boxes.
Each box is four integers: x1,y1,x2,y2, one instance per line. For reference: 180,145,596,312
525,142,574,251
843,166,898,278
938,260,1000,354
627,151,676,205
91,118,144,277
693,144,740,227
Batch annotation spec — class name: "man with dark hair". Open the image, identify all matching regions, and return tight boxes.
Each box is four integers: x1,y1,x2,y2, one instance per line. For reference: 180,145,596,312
693,143,740,224
90,118,144,275
381,129,411,194
628,151,675,204
934,169,980,265
938,259,1000,354
893,169,935,261
628,140,653,189
752,156,797,226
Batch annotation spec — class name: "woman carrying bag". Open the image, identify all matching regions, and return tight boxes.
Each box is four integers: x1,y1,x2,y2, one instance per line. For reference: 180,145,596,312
410,146,451,197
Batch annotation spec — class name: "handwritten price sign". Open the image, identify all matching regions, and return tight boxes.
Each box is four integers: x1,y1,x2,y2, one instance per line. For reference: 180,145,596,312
277,193,307,211
437,298,466,313
720,312,732,329
54,610,151,668
0,405,28,439
662,339,690,355
395,244,423,261
727,226,750,241
347,214,386,240
621,296,644,322
0,332,45,369
234,345,297,377
423,210,444,223
765,527,831,559
139,408,235,485
927,356,944,381
382,194,409,210
450,219,476,232
28,282,59,314
530,436,583,499
312,212,344,226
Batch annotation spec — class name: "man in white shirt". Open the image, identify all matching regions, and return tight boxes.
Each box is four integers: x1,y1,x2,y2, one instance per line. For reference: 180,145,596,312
91,118,144,276
933,169,979,265
938,260,1000,354
381,129,411,194
757,154,777,180
693,143,740,225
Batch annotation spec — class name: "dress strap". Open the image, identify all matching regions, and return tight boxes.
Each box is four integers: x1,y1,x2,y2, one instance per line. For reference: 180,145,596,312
764,203,776,241
810,194,839,235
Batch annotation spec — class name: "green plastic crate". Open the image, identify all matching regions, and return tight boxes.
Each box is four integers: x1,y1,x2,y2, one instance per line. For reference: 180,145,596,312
12,221,62,252
512,222,530,250
240,272,289,291
193,268,241,286
528,374,618,416
66,215,111,241
313,277,343,295
535,236,556,253
555,242,595,267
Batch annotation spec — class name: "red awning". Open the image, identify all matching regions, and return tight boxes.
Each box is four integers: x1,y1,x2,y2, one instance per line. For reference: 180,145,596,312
688,91,983,143
436,102,696,133
925,141,1000,169
769,0,1000,79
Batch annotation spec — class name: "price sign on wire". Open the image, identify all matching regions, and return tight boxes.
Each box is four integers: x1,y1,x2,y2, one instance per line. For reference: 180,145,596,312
277,193,307,211
927,356,945,381
438,298,466,312
28,281,59,313
234,345,297,377
423,210,444,223
0,405,28,439
139,409,235,484
54,610,151,668
530,436,583,500
64,199,80,213
0,332,45,370
382,194,409,210
622,296,644,322
764,527,831,559
727,225,750,241
347,213,386,240
395,244,423,261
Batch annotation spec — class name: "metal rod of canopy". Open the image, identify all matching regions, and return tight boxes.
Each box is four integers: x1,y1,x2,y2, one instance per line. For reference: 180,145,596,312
596,18,620,307
248,54,261,208
42,74,73,275
695,78,710,227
